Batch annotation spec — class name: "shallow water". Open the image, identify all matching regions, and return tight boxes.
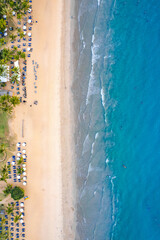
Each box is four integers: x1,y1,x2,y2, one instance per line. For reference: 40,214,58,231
72,0,160,239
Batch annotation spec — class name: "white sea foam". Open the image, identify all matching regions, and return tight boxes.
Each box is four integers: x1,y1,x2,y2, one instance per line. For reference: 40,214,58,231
101,88,105,108
82,134,91,155
97,0,101,6
86,43,100,104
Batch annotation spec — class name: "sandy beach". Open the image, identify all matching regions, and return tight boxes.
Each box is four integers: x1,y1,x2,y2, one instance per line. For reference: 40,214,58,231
11,0,76,239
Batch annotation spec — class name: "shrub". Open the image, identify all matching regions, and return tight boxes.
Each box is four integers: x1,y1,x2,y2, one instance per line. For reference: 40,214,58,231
11,186,24,200
3,184,12,196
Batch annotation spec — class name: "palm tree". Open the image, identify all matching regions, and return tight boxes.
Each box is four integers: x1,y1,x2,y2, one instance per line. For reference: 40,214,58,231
0,18,6,32
9,34,17,41
0,37,6,47
0,164,9,182
10,96,20,107
12,66,19,74
19,31,25,39
10,73,19,84
17,156,24,165
14,213,21,223
6,203,14,215
17,167,24,175
0,143,6,155
1,5,13,21
3,184,12,196
0,64,8,76
0,48,13,63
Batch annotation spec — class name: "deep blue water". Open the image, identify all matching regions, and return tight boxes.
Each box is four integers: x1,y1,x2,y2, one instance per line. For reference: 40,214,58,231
73,0,160,239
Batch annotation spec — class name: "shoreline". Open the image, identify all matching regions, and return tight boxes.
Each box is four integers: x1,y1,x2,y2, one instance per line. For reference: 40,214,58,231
11,0,76,239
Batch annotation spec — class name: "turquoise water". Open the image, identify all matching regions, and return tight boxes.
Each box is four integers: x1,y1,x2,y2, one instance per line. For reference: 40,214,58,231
73,0,160,239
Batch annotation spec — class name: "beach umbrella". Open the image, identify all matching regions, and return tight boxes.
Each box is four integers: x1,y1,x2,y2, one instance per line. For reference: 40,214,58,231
20,208,24,212
20,219,23,223
22,142,26,147
20,202,24,207
23,31,26,35
4,28,7,32
23,172,26,176
22,154,26,158
23,167,26,171
11,161,15,165
16,142,21,147
23,181,27,185
4,32,7,36
27,47,30,51
28,32,31,37
23,26,26,30
17,175,21,179
22,164,26,167
3,15,6,19
17,153,21,157
22,149,26,153
23,176,27,181
28,19,32,23
28,8,32,13
12,11,15,16
16,157,20,161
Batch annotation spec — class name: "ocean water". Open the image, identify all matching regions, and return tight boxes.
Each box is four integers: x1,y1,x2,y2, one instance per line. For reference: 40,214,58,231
72,0,160,239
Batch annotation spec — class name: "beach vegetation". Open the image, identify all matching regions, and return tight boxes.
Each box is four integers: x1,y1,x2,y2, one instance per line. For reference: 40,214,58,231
0,164,9,182
17,156,24,165
11,186,24,200
0,18,6,32
3,184,12,196
6,202,14,215
0,95,20,114
14,213,22,223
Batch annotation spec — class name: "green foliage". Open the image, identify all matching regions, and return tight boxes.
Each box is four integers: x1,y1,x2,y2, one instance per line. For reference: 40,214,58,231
6,202,14,215
17,156,24,165
3,184,12,196
0,18,6,32
0,95,20,114
17,167,24,175
11,186,24,200
0,164,9,182
14,213,21,223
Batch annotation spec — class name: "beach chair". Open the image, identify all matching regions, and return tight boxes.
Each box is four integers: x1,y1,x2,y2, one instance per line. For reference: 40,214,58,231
10,227,14,231
17,147,20,151
28,54,31,57
29,38,32,41
11,218,14,221
11,233,14,237
22,223,25,226
16,228,19,232
23,37,26,41
23,43,26,46
18,39,21,42
5,215,8,219
29,27,32,30
23,49,26,52
5,221,8,225
18,44,21,48
11,222,14,226
22,234,25,237
12,155,16,160
22,228,25,232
